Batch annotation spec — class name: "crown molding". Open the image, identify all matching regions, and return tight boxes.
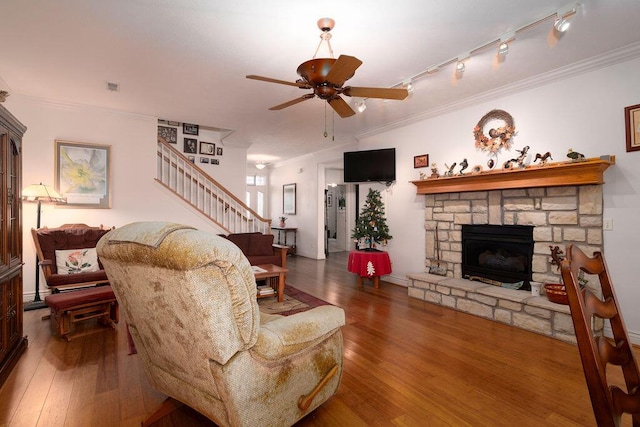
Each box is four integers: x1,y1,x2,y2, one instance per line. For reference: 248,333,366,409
11,93,155,122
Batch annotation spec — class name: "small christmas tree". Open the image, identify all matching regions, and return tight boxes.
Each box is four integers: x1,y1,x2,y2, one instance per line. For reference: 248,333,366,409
351,188,392,250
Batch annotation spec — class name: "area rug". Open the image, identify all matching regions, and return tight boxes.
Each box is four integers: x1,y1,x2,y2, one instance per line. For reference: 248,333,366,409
258,285,329,316
127,286,328,355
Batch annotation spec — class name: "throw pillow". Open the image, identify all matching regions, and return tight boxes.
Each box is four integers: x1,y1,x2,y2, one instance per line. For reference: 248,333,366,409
55,248,100,274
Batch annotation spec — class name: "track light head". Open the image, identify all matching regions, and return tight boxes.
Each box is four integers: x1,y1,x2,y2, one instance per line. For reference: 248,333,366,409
356,99,367,113
554,3,578,33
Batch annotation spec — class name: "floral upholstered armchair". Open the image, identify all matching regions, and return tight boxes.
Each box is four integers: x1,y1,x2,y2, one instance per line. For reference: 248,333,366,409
97,221,345,427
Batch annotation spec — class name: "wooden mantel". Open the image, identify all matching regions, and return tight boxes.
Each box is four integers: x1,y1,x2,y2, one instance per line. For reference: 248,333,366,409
412,156,615,195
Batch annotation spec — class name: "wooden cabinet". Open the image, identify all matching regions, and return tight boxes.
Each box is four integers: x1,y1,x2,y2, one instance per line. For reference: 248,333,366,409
0,104,27,386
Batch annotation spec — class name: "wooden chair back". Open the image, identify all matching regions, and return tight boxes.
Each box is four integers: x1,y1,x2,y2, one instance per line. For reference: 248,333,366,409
32,223,113,291
560,244,640,426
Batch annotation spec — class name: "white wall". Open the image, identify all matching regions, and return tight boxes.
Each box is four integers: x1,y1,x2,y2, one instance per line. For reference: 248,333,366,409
7,95,247,301
269,55,640,340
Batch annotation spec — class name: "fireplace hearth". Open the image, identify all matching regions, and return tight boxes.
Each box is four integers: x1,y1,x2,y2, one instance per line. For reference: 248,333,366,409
462,224,534,290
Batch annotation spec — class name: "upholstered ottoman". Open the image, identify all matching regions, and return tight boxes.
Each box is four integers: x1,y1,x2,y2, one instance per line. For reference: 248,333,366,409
44,285,119,341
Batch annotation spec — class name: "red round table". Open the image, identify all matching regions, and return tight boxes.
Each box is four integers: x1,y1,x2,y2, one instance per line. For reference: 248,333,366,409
347,250,392,288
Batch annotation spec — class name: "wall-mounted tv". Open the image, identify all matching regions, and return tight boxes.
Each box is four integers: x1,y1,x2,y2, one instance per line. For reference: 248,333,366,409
343,148,396,184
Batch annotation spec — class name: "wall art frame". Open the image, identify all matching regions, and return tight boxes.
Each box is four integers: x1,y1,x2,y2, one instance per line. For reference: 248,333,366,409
199,141,215,155
55,140,111,208
183,122,199,135
414,154,429,168
283,183,296,215
157,125,177,144
184,138,197,154
625,103,640,152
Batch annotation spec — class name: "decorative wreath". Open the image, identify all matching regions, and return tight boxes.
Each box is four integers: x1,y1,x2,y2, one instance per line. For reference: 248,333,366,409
473,109,516,154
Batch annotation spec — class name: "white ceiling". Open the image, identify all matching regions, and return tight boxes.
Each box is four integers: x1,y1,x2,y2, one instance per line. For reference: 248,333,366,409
1,0,639,166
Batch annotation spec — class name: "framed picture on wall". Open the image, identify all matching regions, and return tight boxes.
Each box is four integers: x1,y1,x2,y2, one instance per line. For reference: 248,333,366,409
199,141,215,155
55,140,111,208
157,125,177,144
211,158,220,165
200,157,209,164
216,147,223,156
184,138,197,153
283,183,296,215
625,104,640,152
414,154,429,168
183,123,199,135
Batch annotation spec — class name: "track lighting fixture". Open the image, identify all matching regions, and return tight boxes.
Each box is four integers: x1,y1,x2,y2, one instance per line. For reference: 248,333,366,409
456,53,469,74
390,2,580,89
554,3,577,33
403,79,414,94
498,32,515,57
356,99,367,113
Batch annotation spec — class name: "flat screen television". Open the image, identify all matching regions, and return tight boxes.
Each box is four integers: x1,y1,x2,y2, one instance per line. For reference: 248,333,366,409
343,148,396,183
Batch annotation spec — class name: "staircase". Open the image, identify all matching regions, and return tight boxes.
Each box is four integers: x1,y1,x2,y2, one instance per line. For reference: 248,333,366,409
156,140,271,234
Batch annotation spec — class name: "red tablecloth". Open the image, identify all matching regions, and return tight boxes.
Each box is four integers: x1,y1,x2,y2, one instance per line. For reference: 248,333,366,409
348,250,392,277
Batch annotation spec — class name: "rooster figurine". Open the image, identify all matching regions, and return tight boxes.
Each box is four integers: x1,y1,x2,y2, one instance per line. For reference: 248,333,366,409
567,148,585,162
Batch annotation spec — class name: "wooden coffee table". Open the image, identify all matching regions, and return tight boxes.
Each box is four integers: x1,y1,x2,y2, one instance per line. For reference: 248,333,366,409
253,264,289,302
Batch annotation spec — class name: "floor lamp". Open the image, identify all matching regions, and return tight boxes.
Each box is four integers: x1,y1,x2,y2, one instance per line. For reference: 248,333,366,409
22,183,65,311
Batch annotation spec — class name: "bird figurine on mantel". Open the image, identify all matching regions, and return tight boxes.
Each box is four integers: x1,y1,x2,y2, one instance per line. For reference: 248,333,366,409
567,148,585,162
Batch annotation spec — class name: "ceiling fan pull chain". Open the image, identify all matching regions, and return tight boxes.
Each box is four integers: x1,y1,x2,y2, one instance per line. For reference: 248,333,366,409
324,103,328,138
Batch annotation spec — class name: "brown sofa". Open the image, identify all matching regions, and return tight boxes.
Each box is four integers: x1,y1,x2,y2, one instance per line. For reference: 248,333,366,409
222,232,287,268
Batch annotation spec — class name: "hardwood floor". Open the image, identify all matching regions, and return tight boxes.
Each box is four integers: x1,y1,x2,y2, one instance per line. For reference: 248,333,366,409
0,252,631,426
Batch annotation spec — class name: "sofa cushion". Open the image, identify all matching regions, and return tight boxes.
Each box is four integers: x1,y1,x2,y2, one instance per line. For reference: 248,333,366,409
55,248,100,274
246,233,275,256
46,270,110,287
45,285,116,311
224,233,252,253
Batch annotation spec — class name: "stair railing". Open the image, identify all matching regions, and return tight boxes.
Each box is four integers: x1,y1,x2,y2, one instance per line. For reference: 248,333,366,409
156,139,271,234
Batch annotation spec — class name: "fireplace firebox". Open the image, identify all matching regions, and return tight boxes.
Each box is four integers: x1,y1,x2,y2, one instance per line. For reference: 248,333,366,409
461,224,534,290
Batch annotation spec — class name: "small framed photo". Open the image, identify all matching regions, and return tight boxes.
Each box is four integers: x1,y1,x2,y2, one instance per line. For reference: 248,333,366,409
216,147,223,156
200,157,209,164
183,123,199,135
625,104,640,152
187,155,195,163
184,138,197,154
157,125,177,144
414,154,429,168
199,141,215,155
211,158,219,165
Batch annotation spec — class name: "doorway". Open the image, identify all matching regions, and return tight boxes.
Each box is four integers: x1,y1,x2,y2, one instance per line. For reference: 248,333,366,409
326,184,347,253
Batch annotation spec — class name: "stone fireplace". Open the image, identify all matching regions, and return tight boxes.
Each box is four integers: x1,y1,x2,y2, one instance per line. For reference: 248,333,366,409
408,158,614,342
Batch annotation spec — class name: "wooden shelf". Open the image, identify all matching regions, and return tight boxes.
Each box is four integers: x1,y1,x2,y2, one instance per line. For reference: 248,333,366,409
411,156,615,195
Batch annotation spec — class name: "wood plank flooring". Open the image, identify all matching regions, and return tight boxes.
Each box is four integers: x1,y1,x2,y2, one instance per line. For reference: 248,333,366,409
0,251,633,426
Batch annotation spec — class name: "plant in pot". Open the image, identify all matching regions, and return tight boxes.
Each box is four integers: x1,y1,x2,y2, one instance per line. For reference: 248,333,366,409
278,216,287,227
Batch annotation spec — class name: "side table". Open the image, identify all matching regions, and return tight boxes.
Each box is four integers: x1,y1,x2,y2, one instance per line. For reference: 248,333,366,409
347,250,392,289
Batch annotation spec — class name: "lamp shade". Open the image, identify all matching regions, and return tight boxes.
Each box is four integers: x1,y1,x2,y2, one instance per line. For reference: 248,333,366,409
22,183,66,204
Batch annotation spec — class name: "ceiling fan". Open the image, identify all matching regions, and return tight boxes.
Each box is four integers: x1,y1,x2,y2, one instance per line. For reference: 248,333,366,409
246,18,409,118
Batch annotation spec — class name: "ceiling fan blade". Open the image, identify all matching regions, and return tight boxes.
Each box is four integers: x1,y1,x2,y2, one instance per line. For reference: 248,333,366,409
269,94,315,110
246,75,310,89
328,96,356,118
326,55,363,86
343,86,409,100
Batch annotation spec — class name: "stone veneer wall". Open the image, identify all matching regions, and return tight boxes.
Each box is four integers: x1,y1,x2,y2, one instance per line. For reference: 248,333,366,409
424,184,603,284
408,184,605,341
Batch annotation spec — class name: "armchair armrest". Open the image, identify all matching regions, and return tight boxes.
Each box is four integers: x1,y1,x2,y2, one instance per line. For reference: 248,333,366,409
272,244,288,268
254,305,345,360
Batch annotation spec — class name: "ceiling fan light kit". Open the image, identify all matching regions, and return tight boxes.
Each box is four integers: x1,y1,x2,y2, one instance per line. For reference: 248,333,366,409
246,18,409,119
